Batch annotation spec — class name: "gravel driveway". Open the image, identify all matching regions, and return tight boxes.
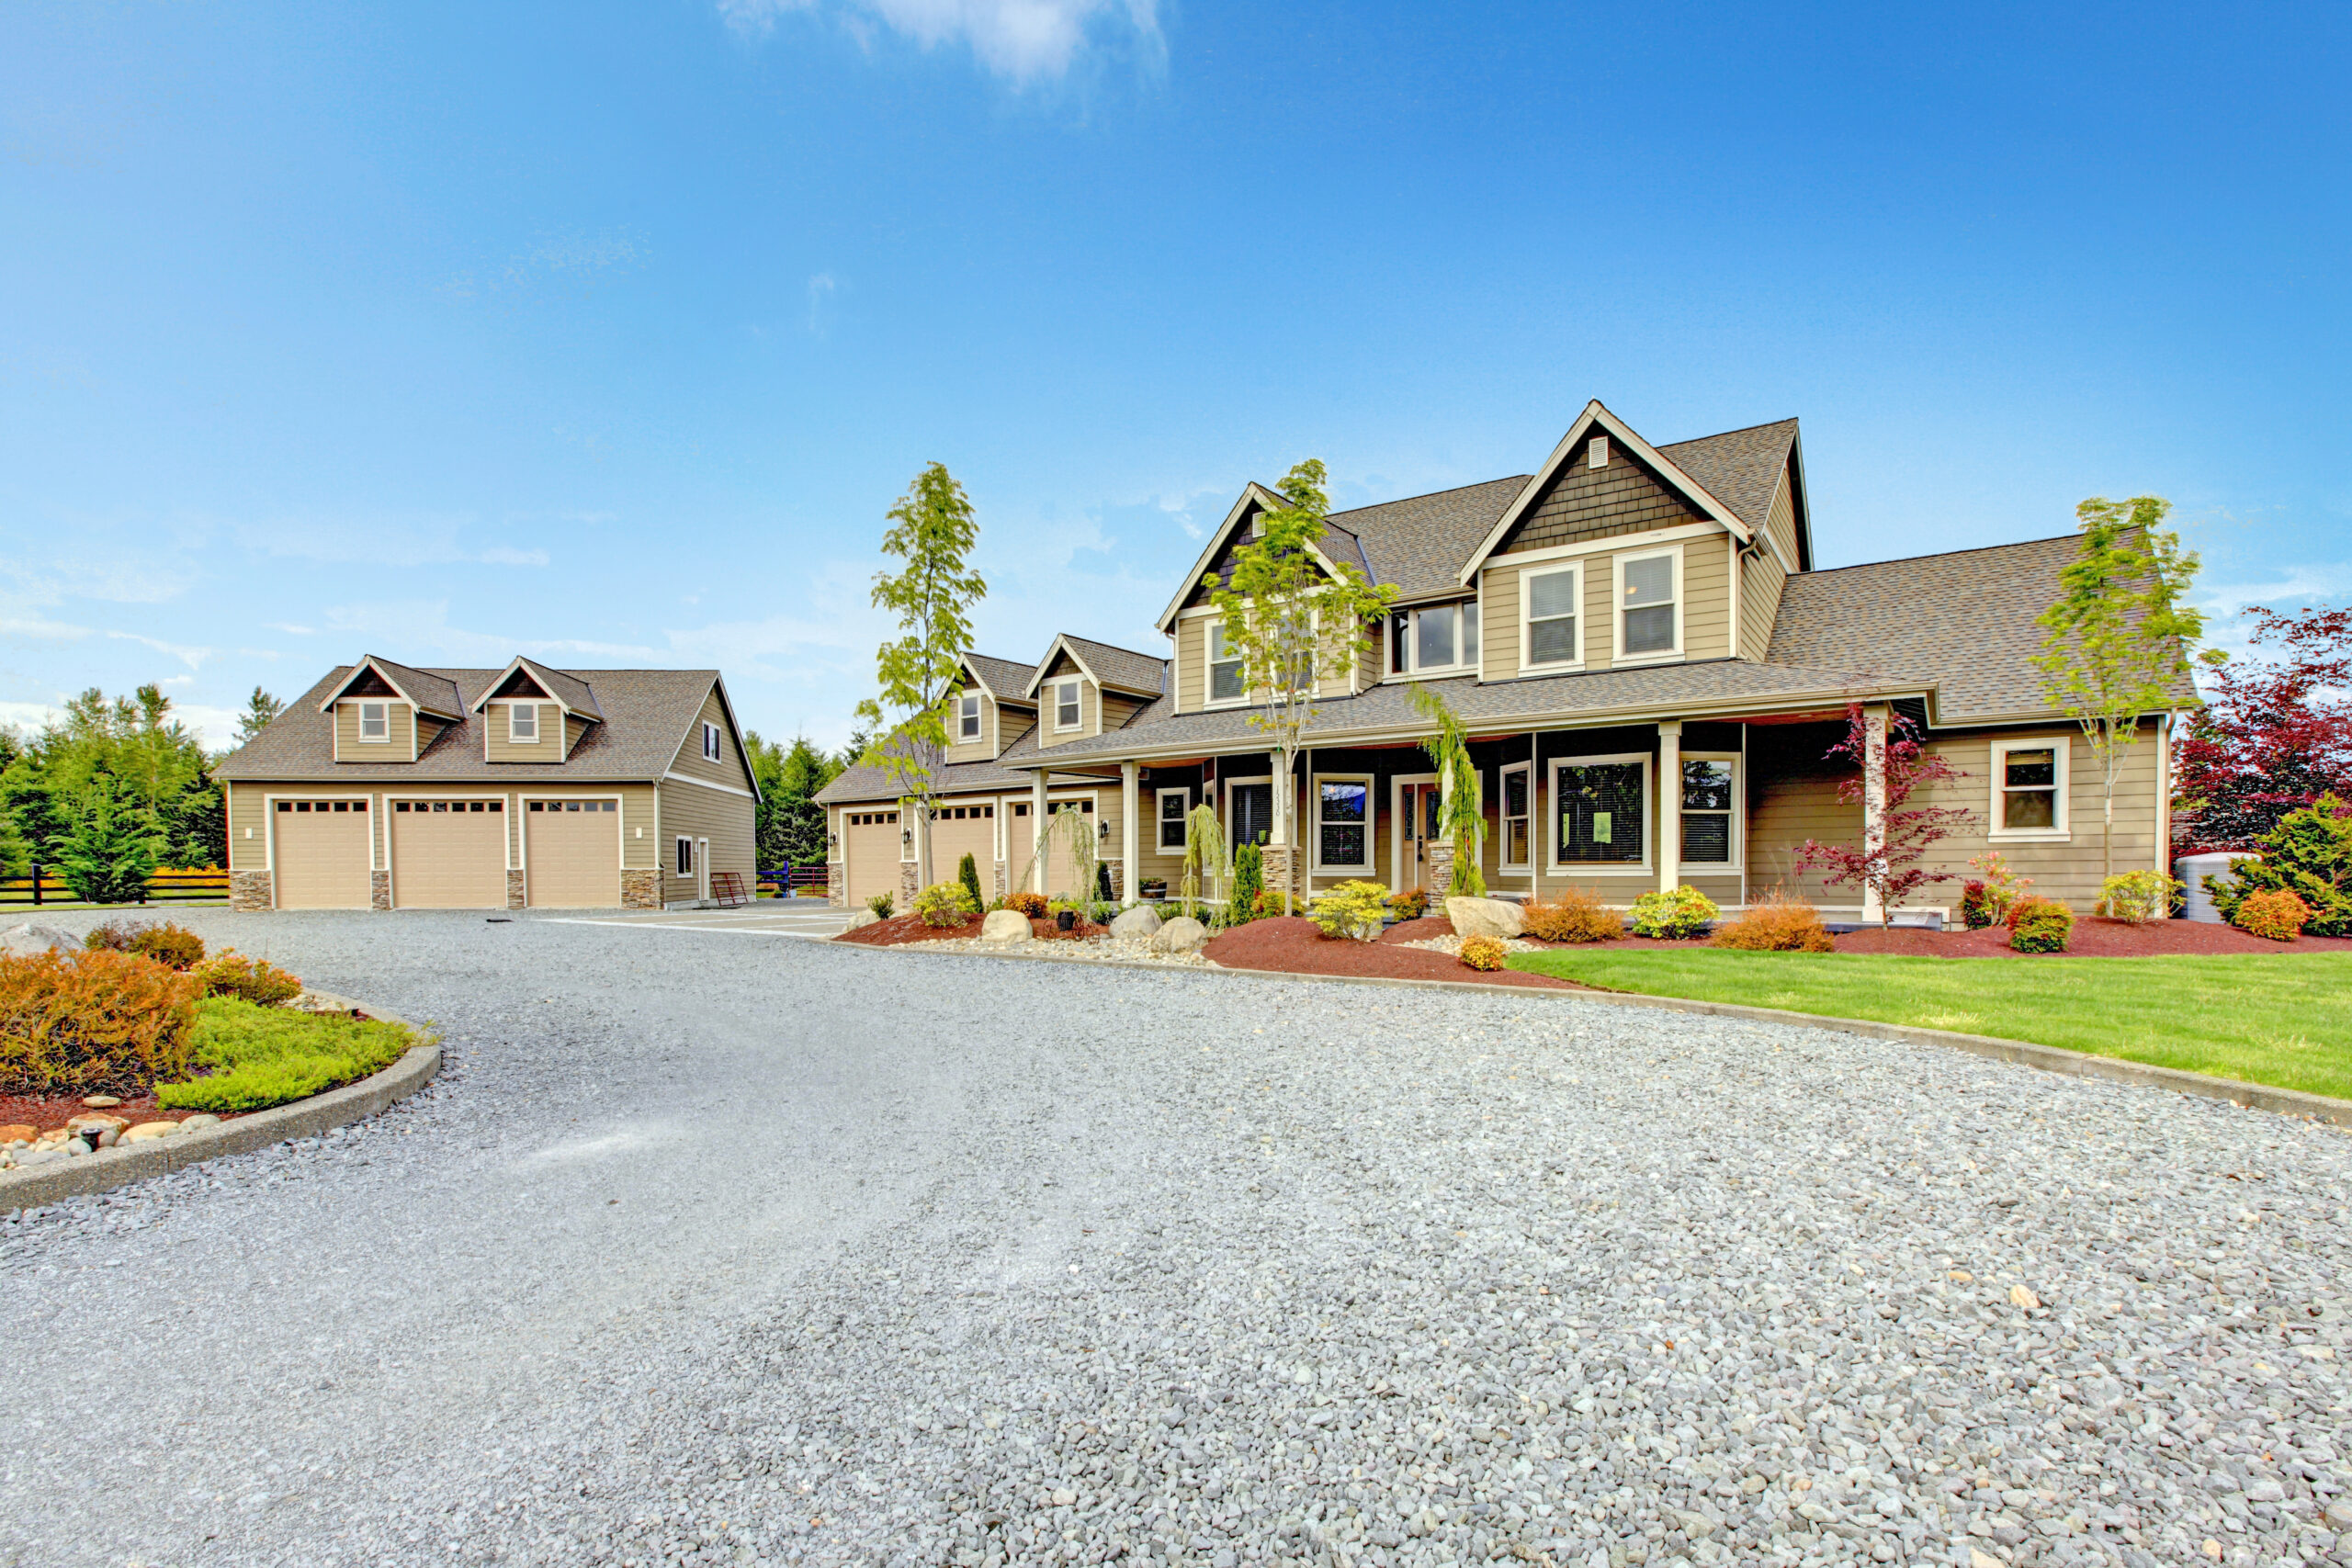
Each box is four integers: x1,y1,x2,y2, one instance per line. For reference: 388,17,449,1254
4,911,2348,1568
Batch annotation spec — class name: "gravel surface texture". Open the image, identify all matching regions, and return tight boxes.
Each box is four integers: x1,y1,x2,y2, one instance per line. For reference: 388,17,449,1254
4,910,2349,1568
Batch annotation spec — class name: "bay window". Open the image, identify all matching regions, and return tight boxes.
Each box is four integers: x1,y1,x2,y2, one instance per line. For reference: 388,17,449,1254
1387,601,1481,675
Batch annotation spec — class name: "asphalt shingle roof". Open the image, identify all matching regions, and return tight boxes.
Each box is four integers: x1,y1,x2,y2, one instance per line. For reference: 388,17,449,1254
1044,635,1167,696
816,722,1064,805
510,657,605,719
220,665,721,782
337,655,464,719
963,653,1038,701
1324,477,1532,599
1655,419,1799,534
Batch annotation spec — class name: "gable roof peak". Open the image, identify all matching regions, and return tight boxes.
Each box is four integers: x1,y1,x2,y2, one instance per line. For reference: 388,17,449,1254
317,654,465,719
467,654,605,720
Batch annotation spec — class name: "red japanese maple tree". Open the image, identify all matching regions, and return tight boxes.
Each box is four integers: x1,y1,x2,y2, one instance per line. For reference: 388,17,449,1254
1795,705,1974,925
2175,604,2352,851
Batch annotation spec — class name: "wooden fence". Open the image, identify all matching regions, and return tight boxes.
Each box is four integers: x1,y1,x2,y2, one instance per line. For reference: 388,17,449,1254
0,866,230,908
756,865,831,899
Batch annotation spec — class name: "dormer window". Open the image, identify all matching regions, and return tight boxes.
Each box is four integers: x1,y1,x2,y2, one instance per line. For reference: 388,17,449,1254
357,702,390,742
509,705,538,744
1055,680,1081,731
958,693,981,740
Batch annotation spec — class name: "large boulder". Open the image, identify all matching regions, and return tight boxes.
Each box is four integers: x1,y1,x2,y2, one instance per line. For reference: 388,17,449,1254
979,908,1033,943
1108,906,1163,941
1444,897,1525,941
1153,916,1210,954
0,922,76,956
841,909,881,933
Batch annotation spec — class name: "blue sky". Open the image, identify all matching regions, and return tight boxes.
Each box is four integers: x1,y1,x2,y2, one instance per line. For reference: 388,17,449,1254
4,0,2346,750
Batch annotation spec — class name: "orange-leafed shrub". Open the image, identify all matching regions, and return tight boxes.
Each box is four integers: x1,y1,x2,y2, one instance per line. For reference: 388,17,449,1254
1521,887,1623,944
1002,890,1048,919
1458,936,1509,972
1388,888,1430,921
0,949,202,1096
1713,893,1836,953
2233,888,2312,942
191,950,304,1007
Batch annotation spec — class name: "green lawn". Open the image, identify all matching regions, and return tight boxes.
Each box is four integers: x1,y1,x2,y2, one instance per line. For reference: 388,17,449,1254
157,998,419,1113
1503,948,2352,1101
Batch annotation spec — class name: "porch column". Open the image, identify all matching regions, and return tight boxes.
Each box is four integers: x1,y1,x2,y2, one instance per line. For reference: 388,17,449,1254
1119,761,1139,906
1657,720,1682,895
1031,771,1050,895
1860,705,1889,922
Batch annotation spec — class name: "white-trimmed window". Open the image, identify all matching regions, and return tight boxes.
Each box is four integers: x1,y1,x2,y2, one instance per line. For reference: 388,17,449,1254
1314,776,1371,870
1521,565,1581,670
1206,625,1245,705
1553,755,1650,870
509,704,539,744
1157,787,1191,852
1499,761,1532,869
1615,548,1680,660
1054,679,1082,731
1387,601,1481,675
674,836,694,875
702,722,721,761
1679,756,1737,864
357,701,390,742
1991,739,2068,837
957,692,982,741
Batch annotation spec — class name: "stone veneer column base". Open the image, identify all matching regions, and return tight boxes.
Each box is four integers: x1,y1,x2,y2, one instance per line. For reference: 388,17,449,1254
1261,844,1298,905
993,860,1009,901
1426,840,1455,901
827,859,846,907
505,870,526,910
620,869,662,909
899,861,921,904
370,871,391,911
230,870,274,912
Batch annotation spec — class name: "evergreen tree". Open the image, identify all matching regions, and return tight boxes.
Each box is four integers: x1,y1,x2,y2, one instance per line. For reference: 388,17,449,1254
55,774,166,905
235,686,286,745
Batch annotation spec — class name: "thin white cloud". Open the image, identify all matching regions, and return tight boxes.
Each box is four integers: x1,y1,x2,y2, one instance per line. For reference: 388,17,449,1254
6,556,187,607
107,629,215,670
266,623,316,636
1,615,95,640
720,0,1160,83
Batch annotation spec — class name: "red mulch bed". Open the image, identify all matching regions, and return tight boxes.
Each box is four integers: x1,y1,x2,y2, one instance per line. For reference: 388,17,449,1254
835,911,1106,947
1204,917,1577,988
0,1093,235,1138
1830,918,2352,958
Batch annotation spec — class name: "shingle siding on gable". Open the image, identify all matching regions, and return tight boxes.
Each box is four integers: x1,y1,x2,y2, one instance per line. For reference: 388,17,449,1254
1490,449,1701,558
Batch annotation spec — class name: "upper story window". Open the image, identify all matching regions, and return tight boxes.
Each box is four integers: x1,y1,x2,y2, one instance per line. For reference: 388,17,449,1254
1521,565,1580,670
703,722,721,761
1992,740,2067,837
1617,549,1679,660
1388,602,1481,675
508,704,538,743
356,701,390,742
1206,624,1245,703
1055,679,1082,730
957,693,981,740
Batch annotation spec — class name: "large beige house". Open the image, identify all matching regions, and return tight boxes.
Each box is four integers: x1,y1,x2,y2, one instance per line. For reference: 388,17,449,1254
215,655,757,911
817,401,2193,919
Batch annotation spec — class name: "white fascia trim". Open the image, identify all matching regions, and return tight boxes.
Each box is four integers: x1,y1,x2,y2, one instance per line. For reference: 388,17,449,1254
468,655,571,716
661,770,758,800
1154,483,1288,633
1457,401,1756,586
1024,635,1101,700
1477,520,1724,572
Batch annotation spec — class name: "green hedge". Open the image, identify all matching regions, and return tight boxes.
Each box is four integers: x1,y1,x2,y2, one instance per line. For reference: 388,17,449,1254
157,998,417,1112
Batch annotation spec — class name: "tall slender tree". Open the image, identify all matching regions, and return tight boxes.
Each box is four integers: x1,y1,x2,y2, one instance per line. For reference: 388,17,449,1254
1205,460,1396,914
2033,495,2203,879
1409,682,1487,897
854,462,987,891
235,686,286,745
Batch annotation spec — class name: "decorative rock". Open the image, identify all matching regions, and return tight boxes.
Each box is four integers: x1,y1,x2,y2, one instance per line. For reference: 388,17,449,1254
0,921,76,955
1443,896,1525,940
1152,916,1210,954
81,1094,123,1108
1107,906,1162,941
180,1113,222,1131
842,909,881,933
978,909,1033,944
0,1123,35,1145
67,1112,130,1134
122,1121,182,1142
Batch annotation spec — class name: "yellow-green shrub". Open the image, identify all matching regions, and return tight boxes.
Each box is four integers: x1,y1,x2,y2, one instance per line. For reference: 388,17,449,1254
2098,870,2179,926
1457,935,1508,972
191,950,303,1006
913,880,976,929
1522,887,1623,943
0,948,201,1096
158,998,416,1113
1310,881,1391,942
1630,885,1718,939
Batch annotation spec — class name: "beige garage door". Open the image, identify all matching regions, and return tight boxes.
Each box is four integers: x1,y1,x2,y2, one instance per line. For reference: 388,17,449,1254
525,799,619,908
929,802,997,895
272,798,372,909
843,807,902,908
390,799,508,908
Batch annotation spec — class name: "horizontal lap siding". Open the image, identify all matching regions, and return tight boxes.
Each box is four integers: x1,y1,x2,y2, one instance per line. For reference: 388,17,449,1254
1747,723,1862,904
1683,537,1732,662
564,714,590,757
1740,547,1787,662
945,688,1001,765
666,685,753,794
1763,466,1802,570
333,701,413,762
484,703,562,762
1175,619,1205,712
658,778,755,902
1480,567,1523,681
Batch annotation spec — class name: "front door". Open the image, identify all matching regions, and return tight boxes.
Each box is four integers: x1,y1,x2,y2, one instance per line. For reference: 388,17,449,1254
1229,783,1272,852
1401,782,1443,892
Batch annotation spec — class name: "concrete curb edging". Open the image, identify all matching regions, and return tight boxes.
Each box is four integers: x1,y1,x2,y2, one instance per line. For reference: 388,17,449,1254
1,998,439,1213
823,935,2352,1130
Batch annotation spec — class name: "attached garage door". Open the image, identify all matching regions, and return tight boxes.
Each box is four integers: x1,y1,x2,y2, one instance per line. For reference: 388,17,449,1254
526,799,620,908
930,802,997,894
843,808,902,908
273,798,372,909
390,799,508,908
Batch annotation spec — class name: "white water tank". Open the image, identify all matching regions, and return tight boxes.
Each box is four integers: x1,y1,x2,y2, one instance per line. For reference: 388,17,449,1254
2175,852,2257,922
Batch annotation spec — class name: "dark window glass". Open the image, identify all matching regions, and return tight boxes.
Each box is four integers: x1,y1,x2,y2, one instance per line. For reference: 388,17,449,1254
1318,781,1367,865
1556,762,1645,863
1681,760,1733,812
1389,613,1409,673
1681,813,1731,863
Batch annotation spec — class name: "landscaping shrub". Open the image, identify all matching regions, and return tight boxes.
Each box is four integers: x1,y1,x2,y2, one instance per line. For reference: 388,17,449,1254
1457,936,1507,972
1250,888,1288,919
0,948,201,1096
1957,881,1997,931
957,852,984,913
2209,794,2352,937
914,880,975,929
158,998,417,1113
2007,897,2075,953
2232,888,2312,942
1310,881,1391,942
1712,893,1835,953
190,950,304,1006
1629,885,1718,940
1522,887,1623,944
1230,842,1264,922
1388,887,1429,921
865,892,894,919
1967,851,2032,925
1002,890,1047,919
2099,869,2179,926
85,920,207,969
83,919,152,953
